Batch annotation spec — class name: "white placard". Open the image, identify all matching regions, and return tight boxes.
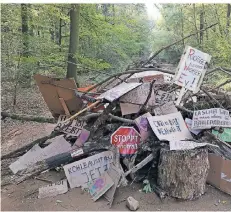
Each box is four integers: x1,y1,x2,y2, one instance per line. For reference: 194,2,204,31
192,108,231,129
119,103,140,115
119,83,155,106
147,112,193,142
96,82,141,102
174,46,211,93
155,90,175,105
63,151,113,189
154,101,178,116
170,140,218,151
38,179,68,199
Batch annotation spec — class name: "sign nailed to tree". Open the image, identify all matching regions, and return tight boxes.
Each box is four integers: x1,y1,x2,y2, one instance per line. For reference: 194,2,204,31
111,127,141,156
174,46,211,93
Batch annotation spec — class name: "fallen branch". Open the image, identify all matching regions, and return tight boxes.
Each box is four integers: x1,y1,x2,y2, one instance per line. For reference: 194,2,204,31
1,112,56,123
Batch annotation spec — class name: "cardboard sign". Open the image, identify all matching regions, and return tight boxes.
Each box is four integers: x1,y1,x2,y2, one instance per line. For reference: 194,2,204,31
88,172,114,201
155,90,175,105
192,108,231,129
10,136,72,174
55,115,86,137
63,151,113,188
38,179,68,199
147,112,193,142
154,101,178,116
212,129,231,143
185,118,202,135
34,74,83,118
111,127,141,155
207,153,231,195
119,103,140,116
174,46,211,92
169,140,218,151
9,144,43,174
120,83,155,106
73,129,90,147
135,113,152,141
96,82,141,102
104,164,122,207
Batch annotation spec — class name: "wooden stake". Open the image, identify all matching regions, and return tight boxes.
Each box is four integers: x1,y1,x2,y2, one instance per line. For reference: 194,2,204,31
59,98,71,116
61,100,101,124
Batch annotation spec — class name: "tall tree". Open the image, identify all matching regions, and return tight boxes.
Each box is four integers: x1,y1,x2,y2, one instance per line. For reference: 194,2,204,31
66,4,80,86
226,4,231,34
21,4,29,57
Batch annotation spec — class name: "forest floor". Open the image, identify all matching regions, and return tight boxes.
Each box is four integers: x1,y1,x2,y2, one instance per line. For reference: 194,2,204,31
1,84,231,211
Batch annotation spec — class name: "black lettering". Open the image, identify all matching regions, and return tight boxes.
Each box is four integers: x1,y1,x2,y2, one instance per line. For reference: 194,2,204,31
81,172,90,183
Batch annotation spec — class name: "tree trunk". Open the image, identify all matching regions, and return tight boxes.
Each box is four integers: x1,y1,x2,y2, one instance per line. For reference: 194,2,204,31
180,7,184,46
59,18,62,51
193,4,200,45
21,4,29,57
158,148,209,200
227,4,231,34
66,4,80,86
199,5,204,47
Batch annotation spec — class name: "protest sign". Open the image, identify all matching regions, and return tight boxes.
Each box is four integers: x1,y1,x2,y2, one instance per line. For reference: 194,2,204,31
119,83,155,106
111,127,141,155
192,108,231,129
147,112,193,142
63,151,113,188
174,46,211,93
155,90,175,105
170,140,218,151
96,82,141,102
185,118,202,135
55,115,86,137
38,179,68,199
212,129,231,143
135,113,152,141
154,101,178,116
119,103,140,116
88,172,114,201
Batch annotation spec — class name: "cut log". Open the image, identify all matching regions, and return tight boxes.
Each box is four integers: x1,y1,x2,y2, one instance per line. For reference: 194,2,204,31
157,148,209,200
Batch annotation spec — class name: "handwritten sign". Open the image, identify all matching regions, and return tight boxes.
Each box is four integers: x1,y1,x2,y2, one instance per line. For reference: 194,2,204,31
192,108,231,129
170,140,218,151
111,127,141,156
55,115,86,137
88,172,114,201
135,113,152,141
147,112,193,142
63,151,113,188
174,46,211,92
155,90,175,105
212,128,231,142
120,83,155,106
154,101,178,116
119,103,140,116
96,82,141,102
38,179,68,199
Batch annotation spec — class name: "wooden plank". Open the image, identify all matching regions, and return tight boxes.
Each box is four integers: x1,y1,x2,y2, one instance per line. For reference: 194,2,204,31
59,98,71,116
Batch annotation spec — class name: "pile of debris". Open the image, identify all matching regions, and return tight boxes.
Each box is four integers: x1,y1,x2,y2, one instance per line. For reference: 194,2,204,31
2,45,231,209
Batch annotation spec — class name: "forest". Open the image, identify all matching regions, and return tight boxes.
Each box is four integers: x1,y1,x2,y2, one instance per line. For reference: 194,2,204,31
1,3,231,110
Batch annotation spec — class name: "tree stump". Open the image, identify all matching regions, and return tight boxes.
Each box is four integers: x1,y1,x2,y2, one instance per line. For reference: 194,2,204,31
157,148,209,200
